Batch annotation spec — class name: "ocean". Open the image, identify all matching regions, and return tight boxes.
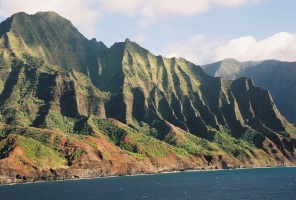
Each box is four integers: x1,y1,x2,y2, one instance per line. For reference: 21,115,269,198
0,167,296,200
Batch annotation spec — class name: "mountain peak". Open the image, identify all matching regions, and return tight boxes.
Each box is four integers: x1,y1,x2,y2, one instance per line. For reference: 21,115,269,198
123,38,139,47
13,11,64,19
35,11,60,16
10,11,74,30
10,11,66,24
0,11,109,89
0,11,68,37
221,58,239,64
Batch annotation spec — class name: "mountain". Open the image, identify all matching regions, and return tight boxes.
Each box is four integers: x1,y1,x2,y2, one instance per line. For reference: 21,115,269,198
202,58,296,124
1,12,296,184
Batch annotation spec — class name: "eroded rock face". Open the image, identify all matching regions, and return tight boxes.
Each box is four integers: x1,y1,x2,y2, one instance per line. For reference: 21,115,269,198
0,12,296,184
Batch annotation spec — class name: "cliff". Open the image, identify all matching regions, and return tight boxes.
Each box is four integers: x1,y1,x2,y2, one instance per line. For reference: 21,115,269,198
202,58,296,123
0,12,296,184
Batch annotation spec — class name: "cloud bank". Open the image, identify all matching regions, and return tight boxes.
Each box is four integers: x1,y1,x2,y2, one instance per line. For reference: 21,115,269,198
100,0,262,26
0,0,262,36
162,32,296,64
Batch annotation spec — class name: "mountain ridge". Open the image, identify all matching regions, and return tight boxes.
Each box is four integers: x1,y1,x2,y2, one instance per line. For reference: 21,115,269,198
0,12,296,184
0,12,108,87
202,58,296,123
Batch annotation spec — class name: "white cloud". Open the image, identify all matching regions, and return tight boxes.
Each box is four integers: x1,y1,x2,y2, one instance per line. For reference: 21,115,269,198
162,35,224,64
214,0,262,7
100,0,144,16
214,32,296,62
0,0,264,35
135,33,147,43
100,0,263,27
162,32,296,64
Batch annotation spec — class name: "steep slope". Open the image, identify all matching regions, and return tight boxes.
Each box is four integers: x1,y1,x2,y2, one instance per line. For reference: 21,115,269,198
97,40,296,162
0,12,296,184
0,11,108,86
99,41,287,134
202,59,296,123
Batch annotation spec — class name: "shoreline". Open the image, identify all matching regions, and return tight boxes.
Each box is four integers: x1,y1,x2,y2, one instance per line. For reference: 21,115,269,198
1,165,296,187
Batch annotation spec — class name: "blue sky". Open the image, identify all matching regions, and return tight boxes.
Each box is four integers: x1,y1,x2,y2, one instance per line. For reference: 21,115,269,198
0,0,295,64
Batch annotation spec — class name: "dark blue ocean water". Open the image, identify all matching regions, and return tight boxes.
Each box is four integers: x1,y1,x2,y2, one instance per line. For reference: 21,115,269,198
1,167,296,200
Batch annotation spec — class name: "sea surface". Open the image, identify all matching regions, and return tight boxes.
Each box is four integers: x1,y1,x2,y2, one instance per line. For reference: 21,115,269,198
1,167,296,200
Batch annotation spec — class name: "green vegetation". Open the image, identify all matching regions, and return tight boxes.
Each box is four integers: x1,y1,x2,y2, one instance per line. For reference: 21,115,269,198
68,149,84,163
0,136,14,159
89,118,127,146
124,150,148,159
22,53,45,68
84,140,97,149
166,129,218,155
0,11,295,181
209,130,255,159
15,135,66,168
88,116,191,157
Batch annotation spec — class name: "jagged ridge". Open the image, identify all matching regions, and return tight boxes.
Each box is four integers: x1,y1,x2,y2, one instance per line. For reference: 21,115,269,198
0,12,296,184
202,58,296,124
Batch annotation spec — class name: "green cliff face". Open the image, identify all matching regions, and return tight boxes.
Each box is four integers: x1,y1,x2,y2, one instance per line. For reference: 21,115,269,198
202,58,296,124
0,12,108,87
0,12,296,184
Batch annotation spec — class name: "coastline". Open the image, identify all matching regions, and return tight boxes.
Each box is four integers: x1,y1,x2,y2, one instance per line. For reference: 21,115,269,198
1,165,295,187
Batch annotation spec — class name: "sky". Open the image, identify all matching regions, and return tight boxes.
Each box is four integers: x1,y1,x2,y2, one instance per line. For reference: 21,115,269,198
0,0,295,64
